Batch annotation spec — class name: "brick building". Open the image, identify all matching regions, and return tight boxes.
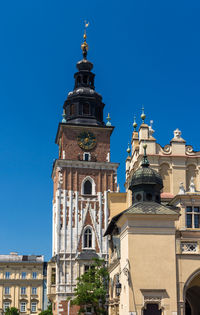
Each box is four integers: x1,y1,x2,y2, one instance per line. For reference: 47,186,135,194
47,32,119,314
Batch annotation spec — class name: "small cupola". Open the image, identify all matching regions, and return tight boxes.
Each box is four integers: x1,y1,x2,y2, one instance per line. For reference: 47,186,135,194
129,144,163,204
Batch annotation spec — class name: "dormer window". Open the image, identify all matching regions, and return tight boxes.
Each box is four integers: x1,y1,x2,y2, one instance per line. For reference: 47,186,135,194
186,206,200,228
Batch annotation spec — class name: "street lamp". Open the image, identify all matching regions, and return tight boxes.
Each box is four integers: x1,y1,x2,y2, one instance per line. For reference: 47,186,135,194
116,278,121,297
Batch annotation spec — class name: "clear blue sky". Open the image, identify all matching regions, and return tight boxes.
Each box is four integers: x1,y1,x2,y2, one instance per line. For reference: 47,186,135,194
0,0,200,260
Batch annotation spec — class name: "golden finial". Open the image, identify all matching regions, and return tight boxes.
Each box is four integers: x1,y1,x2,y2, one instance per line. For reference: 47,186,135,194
127,143,131,156
81,21,89,59
141,106,146,124
133,115,137,131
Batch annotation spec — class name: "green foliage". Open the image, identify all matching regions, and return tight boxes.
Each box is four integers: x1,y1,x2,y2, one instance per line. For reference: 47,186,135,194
38,304,53,315
5,307,20,315
71,258,109,315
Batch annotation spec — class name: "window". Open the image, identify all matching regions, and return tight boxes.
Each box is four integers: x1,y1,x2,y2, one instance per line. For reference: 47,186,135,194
83,103,90,115
70,104,76,116
84,228,92,248
83,153,90,161
84,265,90,272
5,287,10,294
51,268,56,285
32,272,37,279
32,287,37,295
20,302,26,313
22,272,26,279
21,287,26,295
83,180,92,195
31,302,37,313
186,206,200,228
5,272,10,279
4,302,10,312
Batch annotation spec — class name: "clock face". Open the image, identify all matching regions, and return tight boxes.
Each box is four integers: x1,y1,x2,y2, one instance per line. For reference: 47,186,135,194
77,131,96,150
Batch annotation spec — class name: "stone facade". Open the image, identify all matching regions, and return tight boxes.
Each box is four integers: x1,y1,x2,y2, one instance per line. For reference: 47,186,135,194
0,253,47,315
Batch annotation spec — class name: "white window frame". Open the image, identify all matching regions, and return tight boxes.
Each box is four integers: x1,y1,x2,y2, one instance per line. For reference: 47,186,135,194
4,287,10,295
20,302,26,313
5,272,10,279
82,226,94,249
21,287,26,295
22,272,26,279
81,176,96,195
4,302,10,312
32,272,37,279
31,302,37,313
83,152,91,161
32,287,37,295
186,206,200,229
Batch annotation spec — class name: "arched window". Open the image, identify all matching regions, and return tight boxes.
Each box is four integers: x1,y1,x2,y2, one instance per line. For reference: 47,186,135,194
83,180,92,195
160,163,170,193
84,228,92,248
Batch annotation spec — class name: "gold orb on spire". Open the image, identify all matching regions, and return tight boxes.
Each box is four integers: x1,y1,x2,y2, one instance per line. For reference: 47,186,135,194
141,106,146,123
81,20,89,58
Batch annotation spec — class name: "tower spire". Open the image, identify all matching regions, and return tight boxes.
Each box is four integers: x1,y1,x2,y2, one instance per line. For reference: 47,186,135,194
81,21,89,59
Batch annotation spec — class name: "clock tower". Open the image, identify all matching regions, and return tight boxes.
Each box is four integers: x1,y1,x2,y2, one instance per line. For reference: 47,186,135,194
48,31,119,315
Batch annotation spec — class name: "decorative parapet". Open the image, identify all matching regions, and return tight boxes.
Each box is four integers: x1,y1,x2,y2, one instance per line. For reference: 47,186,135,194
161,144,172,155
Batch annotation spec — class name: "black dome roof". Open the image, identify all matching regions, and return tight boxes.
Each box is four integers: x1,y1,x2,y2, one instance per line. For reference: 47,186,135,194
129,166,163,190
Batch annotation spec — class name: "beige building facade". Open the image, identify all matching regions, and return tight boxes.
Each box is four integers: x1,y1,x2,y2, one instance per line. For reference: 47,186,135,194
0,253,47,315
106,114,200,315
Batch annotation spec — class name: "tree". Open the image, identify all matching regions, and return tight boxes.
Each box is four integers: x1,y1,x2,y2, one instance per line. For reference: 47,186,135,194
5,307,19,315
71,258,109,315
38,304,53,315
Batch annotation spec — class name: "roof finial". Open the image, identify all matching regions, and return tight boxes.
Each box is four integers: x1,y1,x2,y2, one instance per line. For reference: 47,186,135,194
81,21,89,59
141,142,149,167
127,143,131,156
106,113,111,126
133,115,137,131
141,106,146,124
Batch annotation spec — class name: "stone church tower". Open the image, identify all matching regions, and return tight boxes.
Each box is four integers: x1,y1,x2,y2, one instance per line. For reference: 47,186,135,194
48,32,119,315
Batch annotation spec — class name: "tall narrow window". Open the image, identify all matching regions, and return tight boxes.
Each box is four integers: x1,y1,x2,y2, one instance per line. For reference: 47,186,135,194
84,180,92,195
20,302,26,313
5,272,10,279
5,287,10,294
83,103,90,115
70,104,76,116
84,228,92,248
21,287,26,295
4,302,10,312
31,302,37,313
22,272,26,279
32,272,37,279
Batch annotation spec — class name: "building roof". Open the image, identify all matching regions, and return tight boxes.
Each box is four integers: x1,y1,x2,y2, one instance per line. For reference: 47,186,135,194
0,253,44,263
104,201,179,236
76,250,99,260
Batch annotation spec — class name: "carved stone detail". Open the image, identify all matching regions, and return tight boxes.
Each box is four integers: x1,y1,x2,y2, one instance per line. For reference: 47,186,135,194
181,242,198,253
186,145,195,155
162,144,172,155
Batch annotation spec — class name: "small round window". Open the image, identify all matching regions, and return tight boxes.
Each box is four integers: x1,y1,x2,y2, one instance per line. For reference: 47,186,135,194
136,193,142,202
